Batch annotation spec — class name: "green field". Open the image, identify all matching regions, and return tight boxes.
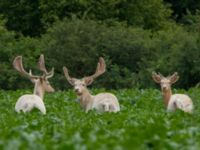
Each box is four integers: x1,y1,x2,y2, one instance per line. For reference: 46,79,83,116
0,88,200,150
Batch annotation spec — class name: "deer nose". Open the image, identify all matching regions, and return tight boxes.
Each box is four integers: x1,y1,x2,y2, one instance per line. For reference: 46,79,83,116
162,86,168,90
74,88,79,92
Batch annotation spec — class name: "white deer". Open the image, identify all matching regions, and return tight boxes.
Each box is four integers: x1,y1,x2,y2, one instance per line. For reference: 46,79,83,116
63,57,120,113
152,72,193,113
13,54,54,114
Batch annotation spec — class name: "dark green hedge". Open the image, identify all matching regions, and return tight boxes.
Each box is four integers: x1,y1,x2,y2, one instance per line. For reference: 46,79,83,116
40,19,200,90
0,19,200,90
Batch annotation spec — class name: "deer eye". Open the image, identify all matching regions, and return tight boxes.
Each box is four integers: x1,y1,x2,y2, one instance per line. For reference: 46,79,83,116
82,83,86,86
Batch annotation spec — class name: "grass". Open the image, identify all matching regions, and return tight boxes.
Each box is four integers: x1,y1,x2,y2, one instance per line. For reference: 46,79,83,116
0,88,200,150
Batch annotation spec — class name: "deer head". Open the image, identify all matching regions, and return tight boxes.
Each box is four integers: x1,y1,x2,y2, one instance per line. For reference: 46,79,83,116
63,57,106,95
152,72,179,91
13,54,55,92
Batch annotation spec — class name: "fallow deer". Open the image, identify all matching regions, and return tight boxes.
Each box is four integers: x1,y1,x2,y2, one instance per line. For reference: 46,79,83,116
13,54,54,114
152,72,193,113
63,57,120,113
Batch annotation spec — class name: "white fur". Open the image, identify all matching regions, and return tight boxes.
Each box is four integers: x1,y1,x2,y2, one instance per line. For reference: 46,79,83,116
90,93,120,112
15,94,46,114
167,94,193,113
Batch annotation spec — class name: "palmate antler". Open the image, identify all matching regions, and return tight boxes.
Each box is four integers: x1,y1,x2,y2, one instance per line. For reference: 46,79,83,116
63,66,76,85
13,56,39,79
85,57,106,80
38,54,54,78
63,57,106,86
13,54,54,79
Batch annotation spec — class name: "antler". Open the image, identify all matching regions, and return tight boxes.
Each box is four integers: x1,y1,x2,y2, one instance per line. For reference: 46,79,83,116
63,57,106,86
38,54,47,74
38,54,54,78
63,66,75,85
13,56,39,79
85,57,106,79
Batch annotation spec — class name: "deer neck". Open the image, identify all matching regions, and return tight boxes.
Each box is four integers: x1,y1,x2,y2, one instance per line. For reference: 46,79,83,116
162,88,172,106
33,82,45,100
79,88,93,109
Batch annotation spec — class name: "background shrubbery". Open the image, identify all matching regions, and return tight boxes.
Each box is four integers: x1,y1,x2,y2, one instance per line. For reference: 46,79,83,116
0,0,200,90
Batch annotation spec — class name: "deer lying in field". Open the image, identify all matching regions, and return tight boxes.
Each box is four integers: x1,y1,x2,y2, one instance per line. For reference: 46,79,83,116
63,57,120,113
152,72,193,113
13,54,54,114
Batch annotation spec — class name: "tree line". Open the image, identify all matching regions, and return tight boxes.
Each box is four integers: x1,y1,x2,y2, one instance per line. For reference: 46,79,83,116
0,0,199,90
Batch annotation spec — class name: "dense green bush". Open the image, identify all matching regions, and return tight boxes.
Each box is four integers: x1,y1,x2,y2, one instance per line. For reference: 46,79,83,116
0,18,199,90
40,19,152,90
39,19,200,90
138,25,200,88
182,10,200,32
0,0,199,90
0,20,42,90
0,0,172,36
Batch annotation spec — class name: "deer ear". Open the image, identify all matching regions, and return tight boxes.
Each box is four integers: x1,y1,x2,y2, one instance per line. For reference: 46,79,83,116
30,77,38,83
68,78,76,86
152,72,162,83
84,78,94,86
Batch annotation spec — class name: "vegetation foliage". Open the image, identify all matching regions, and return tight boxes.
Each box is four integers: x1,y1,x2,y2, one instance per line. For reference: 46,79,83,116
0,19,199,90
0,88,200,150
0,0,199,90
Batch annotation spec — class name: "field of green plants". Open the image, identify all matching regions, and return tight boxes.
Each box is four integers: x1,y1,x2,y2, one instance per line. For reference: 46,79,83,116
0,88,200,150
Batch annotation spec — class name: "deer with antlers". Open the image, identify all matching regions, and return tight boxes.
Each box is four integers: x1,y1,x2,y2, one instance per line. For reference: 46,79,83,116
63,57,120,113
13,54,54,114
152,72,193,113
